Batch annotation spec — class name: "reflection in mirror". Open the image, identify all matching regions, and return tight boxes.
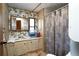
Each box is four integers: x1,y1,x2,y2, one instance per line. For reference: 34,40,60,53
16,17,28,30
11,16,16,30
10,16,28,31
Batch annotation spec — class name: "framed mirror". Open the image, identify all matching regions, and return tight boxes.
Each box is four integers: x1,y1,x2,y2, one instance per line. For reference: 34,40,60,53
9,16,28,31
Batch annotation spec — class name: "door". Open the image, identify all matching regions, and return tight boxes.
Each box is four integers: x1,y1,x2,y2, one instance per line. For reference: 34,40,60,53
0,4,3,56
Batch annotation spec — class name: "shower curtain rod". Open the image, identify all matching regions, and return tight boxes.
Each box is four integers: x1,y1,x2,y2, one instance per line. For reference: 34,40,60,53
44,4,68,17
54,4,68,12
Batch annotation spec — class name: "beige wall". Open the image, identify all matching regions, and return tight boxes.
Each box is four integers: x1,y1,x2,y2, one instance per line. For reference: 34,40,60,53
37,9,45,51
2,4,9,42
37,9,44,37
2,3,8,56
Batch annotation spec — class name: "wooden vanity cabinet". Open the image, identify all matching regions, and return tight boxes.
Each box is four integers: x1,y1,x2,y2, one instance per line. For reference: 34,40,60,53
7,38,44,56
7,41,28,56
14,39,39,55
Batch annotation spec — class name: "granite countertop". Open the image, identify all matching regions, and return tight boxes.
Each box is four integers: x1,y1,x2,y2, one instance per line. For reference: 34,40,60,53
7,37,43,43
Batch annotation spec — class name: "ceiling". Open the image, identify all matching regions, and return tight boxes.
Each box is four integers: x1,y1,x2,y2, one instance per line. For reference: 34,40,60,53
7,3,67,12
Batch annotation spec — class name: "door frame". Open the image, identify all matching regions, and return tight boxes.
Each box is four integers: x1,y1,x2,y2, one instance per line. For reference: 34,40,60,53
0,3,3,56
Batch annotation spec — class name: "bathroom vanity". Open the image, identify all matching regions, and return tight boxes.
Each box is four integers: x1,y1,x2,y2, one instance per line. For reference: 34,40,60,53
2,5,44,56
7,37,44,56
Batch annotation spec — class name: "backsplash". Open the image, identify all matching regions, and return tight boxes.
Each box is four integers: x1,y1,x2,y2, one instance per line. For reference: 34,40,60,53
9,31,29,40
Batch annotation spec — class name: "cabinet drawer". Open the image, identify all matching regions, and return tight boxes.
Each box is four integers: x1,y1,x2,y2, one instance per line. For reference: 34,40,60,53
7,43,15,56
15,41,27,46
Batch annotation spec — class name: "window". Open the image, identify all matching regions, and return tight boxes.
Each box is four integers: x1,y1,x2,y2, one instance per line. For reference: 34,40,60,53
29,18,35,33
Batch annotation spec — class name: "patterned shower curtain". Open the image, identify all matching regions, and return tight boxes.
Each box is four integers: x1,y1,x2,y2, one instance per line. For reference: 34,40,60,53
44,5,70,56
44,12,55,54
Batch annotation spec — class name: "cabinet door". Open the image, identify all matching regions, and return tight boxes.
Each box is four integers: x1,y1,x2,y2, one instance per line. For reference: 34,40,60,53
15,48,26,56
32,39,38,50
38,38,44,50
14,42,25,55
14,41,28,55
23,41,29,52
15,41,25,49
7,43,15,56
28,40,38,51
27,41,33,51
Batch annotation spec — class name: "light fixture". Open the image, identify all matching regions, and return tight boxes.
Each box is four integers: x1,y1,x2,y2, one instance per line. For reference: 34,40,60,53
16,18,23,20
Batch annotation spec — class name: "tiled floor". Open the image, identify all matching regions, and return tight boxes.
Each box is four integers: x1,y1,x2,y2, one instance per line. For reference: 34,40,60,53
21,50,71,56
22,50,46,56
